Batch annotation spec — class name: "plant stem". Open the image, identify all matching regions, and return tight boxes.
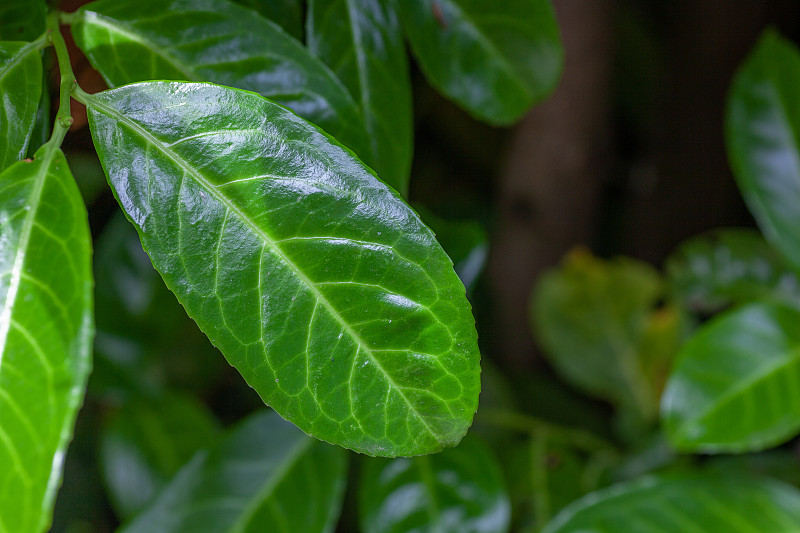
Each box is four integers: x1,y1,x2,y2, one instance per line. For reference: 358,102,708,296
42,10,77,154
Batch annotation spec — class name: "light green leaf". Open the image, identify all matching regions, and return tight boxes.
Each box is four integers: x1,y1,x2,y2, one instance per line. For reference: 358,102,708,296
727,30,800,271
666,228,800,312
80,81,480,457
0,41,43,171
662,302,800,453
232,0,303,39
120,410,347,533
542,474,800,533
0,147,93,533
307,0,413,195
100,393,221,520
360,437,510,533
71,0,370,164
397,0,562,125
0,0,46,41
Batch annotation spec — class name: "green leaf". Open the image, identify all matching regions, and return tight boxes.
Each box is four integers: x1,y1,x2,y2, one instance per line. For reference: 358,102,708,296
81,81,480,457
0,41,43,171
0,147,93,533
120,410,347,533
307,0,413,194
396,0,562,125
101,393,221,520
359,437,510,533
727,30,800,271
231,0,303,40
541,474,800,533
0,0,46,41
71,0,370,163
26,69,51,159
666,228,800,313
662,302,800,453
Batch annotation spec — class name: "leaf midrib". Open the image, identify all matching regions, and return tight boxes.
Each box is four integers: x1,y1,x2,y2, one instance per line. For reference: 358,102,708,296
82,90,445,445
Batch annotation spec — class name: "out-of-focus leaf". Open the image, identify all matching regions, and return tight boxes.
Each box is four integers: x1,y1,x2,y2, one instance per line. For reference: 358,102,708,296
531,248,677,424
397,0,562,125
727,30,800,271
0,147,93,532
666,228,800,312
82,81,480,457
232,0,303,39
0,41,42,171
71,0,370,162
120,410,347,533
662,302,800,453
706,451,800,489
100,393,221,520
307,0,413,194
360,437,511,533
0,0,46,41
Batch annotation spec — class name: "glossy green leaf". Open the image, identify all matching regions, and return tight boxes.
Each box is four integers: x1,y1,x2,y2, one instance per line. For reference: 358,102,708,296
307,0,413,194
666,228,800,313
397,0,562,125
542,474,800,533
531,249,675,424
662,302,800,453
232,0,303,39
0,41,43,171
727,30,800,271
81,81,480,457
26,70,51,159
0,147,93,532
101,393,221,520
360,437,510,533
71,0,370,163
0,0,46,41
120,410,347,533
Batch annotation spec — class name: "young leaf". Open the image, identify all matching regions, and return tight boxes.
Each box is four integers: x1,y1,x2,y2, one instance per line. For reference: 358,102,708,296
666,229,800,313
307,0,413,194
80,81,481,457
0,147,93,533
543,474,800,533
662,302,800,453
396,0,562,125
232,0,303,40
0,0,46,41
120,410,347,533
70,0,370,163
0,41,42,171
359,437,510,533
727,31,800,271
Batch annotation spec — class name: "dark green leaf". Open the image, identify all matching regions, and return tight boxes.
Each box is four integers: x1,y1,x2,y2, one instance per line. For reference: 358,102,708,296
101,393,221,520
307,0,413,194
120,410,347,533
26,69,50,159
232,0,303,40
71,0,370,163
666,228,800,313
81,81,480,456
662,302,800,453
706,451,800,489
0,0,46,41
397,0,562,125
727,30,800,271
360,437,510,533
0,41,43,171
542,474,800,533
0,147,93,532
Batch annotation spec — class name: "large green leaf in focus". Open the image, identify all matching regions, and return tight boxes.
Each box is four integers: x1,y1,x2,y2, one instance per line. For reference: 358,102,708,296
101,393,221,520
232,0,303,39
360,437,510,533
662,302,800,453
542,474,800,533
727,30,800,271
0,147,93,533
396,0,562,125
81,81,480,457
0,41,42,171
120,410,347,533
71,0,370,163
666,228,800,313
0,0,46,41
307,0,413,194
